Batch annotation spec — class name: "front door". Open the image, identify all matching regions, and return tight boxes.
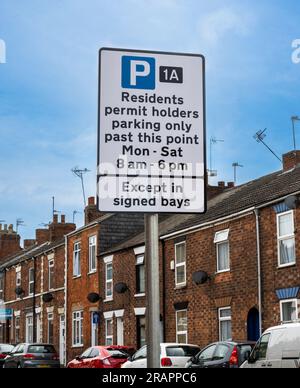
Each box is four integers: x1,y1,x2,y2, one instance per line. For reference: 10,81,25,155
59,315,65,366
117,317,124,346
247,308,260,342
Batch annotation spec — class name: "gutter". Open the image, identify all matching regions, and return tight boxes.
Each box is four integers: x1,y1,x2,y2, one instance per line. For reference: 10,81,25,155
161,189,300,241
254,209,263,337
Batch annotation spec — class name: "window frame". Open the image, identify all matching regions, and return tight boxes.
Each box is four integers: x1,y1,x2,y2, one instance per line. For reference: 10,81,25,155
280,298,298,323
176,309,188,344
105,262,113,300
26,314,34,344
73,242,81,278
136,254,145,295
72,310,84,347
28,268,34,296
48,259,55,290
218,307,232,342
277,211,296,268
215,230,230,273
175,242,187,287
88,235,97,274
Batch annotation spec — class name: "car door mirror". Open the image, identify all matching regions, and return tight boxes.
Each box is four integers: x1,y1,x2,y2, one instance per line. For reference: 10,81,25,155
75,356,82,361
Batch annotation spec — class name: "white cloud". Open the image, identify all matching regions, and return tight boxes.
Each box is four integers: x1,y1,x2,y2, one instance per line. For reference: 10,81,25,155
199,7,254,46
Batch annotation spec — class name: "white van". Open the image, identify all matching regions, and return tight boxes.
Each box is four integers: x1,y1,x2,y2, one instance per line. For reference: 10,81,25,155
241,323,300,368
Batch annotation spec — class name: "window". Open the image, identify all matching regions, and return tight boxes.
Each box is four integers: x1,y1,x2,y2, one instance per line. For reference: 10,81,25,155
277,211,296,267
105,319,113,346
16,270,21,287
176,310,188,344
48,313,54,344
15,317,20,344
280,299,298,323
26,314,34,343
106,263,113,300
215,230,230,273
213,344,230,361
48,259,55,290
198,345,217,362
219,307,232,341
133,346,147,361
137,316,146,349
0,275,4,300
175,242,186,286
73,242,81,277
252,333,271,361
89,236,97,273
72,311,83,347
136,254,145,294
29,268,34,295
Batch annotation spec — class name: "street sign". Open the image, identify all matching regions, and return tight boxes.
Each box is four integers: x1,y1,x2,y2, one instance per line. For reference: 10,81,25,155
0,308,13,320
98,48,206,214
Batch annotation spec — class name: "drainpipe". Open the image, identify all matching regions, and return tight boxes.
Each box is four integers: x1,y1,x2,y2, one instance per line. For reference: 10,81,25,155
64,235,68,366
162,240,166,342
33,258,37,342
254,209,263,336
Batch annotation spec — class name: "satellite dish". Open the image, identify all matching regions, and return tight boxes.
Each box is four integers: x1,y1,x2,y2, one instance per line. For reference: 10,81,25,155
114,283,128,294
43,293,54,303
284,195,299,210
87,293,101,303
15,287,25,296
192,271,210,285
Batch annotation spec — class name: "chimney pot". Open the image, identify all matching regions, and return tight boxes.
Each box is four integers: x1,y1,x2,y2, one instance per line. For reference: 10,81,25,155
53,214,58,224
61,215,65,224
228,182,235,188
218,181,225,188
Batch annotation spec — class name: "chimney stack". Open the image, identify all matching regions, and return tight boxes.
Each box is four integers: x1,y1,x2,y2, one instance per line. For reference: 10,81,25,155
84,197,103,225
0,224,21,263
283,150,300,171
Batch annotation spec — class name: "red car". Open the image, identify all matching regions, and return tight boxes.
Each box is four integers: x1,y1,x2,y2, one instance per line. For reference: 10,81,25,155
67,346,134,369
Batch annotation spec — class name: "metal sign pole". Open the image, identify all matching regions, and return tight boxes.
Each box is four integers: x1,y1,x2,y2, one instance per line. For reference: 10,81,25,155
145,213,161,369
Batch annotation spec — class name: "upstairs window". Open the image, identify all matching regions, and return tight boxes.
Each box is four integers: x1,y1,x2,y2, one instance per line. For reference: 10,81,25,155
29,268,34,296
73,242,81,277
277,211,296,267
48,259,55,290
136,254,145,295
106,263,113,300
89,236,97,273
175,242,186,286
214,230,230,273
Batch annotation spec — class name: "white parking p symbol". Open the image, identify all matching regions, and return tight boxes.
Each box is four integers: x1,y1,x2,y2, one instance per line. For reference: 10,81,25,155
130,60,151,86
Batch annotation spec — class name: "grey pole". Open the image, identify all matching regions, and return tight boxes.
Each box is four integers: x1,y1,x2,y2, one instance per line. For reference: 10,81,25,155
145,213,161,369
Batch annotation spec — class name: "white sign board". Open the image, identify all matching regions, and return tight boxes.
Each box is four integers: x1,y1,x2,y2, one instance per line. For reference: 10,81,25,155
98,48,206,213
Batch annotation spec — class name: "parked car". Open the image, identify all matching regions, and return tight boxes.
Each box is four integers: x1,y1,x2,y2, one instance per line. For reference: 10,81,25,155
186,341,255,369
241,323,300,369
0,344,15,368
67,346,135,369
121,343,201,368
3,343,60,369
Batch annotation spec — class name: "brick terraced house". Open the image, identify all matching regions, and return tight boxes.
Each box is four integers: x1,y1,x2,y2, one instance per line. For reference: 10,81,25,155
0,150,300,365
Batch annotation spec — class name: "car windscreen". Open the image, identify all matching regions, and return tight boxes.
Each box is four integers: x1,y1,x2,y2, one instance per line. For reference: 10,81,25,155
166,346,200,357
0,345,14,353
106,349,129,358
28,345,56,354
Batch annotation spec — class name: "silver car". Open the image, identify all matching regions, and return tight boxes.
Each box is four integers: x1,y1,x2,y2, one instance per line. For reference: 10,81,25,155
4,343,60,369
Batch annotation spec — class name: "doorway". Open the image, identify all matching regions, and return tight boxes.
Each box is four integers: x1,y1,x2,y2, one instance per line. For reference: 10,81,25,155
247,308,260,342
59,315,66,366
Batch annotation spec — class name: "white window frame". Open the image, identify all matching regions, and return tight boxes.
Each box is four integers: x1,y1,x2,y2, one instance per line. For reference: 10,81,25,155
105,263,113,300
175,242,186,287
88,235,97,274
215,230,230,273
277,211,296,268
136,254,145,295
105,318,114,346
26,314,34,343
16,271,21,287
72,310,84,347
176,310,188,344
28,268,34,296
219,307,232,341
280,299,299,323
73,242,81,278
48,259,55,290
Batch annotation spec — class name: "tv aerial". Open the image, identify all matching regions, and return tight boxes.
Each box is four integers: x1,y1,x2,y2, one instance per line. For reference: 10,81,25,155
208,136,224,177
232,162,243,184
254,129,282,163
72,167,90,207
16,218,25,234
291,116,300,150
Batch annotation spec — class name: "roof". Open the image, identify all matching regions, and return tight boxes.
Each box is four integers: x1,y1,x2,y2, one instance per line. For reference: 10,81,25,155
102,165,300,254
0,238,65,270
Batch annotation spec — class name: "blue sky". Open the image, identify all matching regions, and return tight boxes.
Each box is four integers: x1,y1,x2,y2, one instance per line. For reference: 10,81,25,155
0,0,300,240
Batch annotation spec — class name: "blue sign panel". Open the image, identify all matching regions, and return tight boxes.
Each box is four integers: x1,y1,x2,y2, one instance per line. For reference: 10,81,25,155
122,56,156,90
0,308,13,319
